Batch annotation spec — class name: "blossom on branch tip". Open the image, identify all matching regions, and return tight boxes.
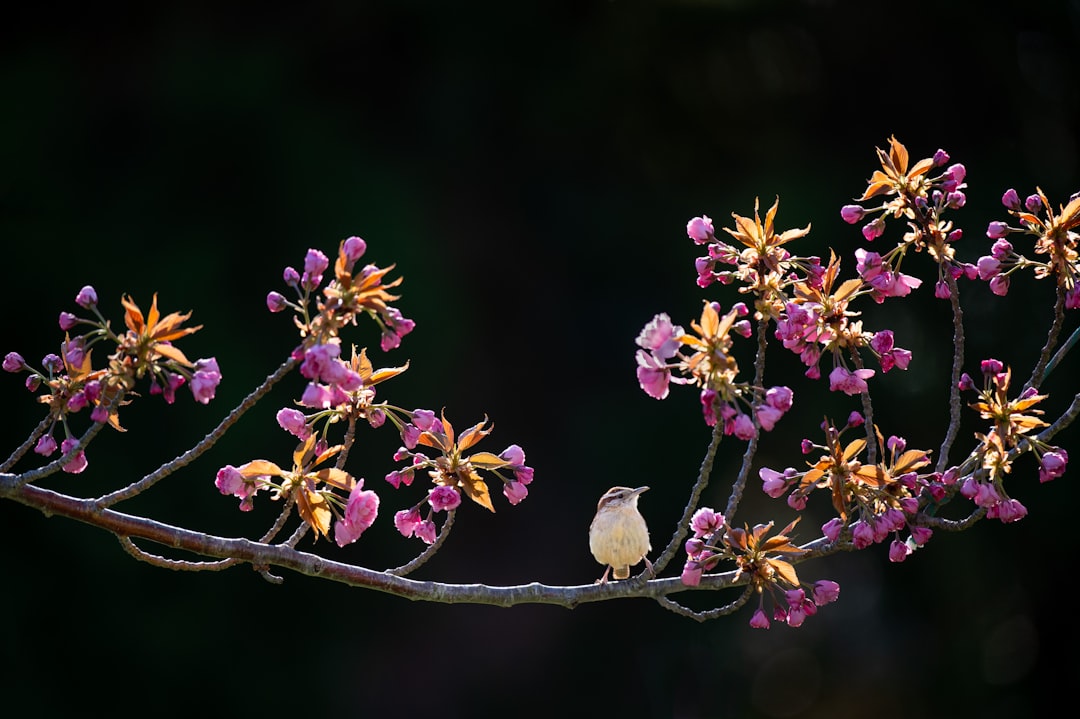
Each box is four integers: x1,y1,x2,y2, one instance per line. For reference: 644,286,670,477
35,433,57,456
3,352,24,372
393,507,423,538
1039,449,1069,482
828,366,874,395
690,507,725,537
75,285,98,309
503,480,528,505
687,215,715,243
334,480,380,547
428,486,462,512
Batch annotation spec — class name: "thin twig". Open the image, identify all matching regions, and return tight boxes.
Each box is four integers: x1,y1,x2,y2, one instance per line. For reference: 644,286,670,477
724,315,770,524
117,535,240,571
654,585,754,622
936,270,966,472
0,415,52,473
94,356,299,507
388,508,456,576
1041,321,1080,382
1026,286,1066,392
850,350,877,465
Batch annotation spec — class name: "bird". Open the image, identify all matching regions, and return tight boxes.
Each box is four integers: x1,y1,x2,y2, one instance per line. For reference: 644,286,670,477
589,485,653,584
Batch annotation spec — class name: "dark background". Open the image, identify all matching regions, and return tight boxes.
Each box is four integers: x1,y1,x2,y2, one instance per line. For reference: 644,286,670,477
2,2,1078,717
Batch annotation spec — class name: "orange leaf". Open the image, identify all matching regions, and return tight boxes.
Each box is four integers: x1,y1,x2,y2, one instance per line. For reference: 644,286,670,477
457,417,492,452
314,467,355,492
459,469,495,512
239,459,285,478
769,558,801,587
154,342,195,367
297,486,332,538
468,451,510,470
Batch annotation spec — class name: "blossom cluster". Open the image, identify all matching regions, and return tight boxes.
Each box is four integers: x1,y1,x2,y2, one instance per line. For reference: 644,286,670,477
3,290,220,474
838,136,976,299
679,507,839,628
213,238,533,548
388,412,533,544
635,302,794,434
665,137,1076,628
975,187,1080,304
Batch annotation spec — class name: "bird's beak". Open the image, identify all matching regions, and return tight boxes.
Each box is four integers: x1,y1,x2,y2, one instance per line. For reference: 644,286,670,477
631,486,649,496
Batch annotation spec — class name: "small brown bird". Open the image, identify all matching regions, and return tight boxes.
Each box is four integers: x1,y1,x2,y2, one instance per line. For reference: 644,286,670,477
589,485,653,584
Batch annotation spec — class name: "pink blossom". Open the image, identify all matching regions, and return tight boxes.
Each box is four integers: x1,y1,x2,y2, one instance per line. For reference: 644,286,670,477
503,480,529,505
787,492,807,511
300,343,341,380
765,386,793,411
1067,285,1080,310
91,405,109,423
75,285,98,309
300,382,336,409
690,507,724,537
334,482,380,547
680,562,703,586
889,538,911,562
190,358,221,404
986,221,1010,239
59,311,78,331
67,391,88,413
636,313,684,359
415,519,437,544
976,255,1001,280
847,411,865,427
276,408,310,439
2,351,24,372
1024,194,1042,212
342,236,367,264
731,413,755,440
812,580,840,605
393,507,423,538
635,350,670,400
749,608,770,629
879,348,912,373
215,464,260,510
428,486,462,512
756,404,783,432
385,469,414,489
851,520,874,549
840,205,865,224
283,266,300,286
821,517,843,542
1001,188,1020,210
411,409,436,431
35,434,57,456
266,291,288,313
989,275,1010,296
59,438,87,474
1039,449,1068,482
934,280,951,299
303,248,330,287
686,215,714,243
759,467,789,499
828,366,874,395
861,217,885,241
909,526,933,546
987,498,1027,523
380,307,415,351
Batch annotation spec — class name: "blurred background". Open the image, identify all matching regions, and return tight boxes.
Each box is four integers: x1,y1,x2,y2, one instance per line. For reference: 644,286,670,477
2,1,1078,717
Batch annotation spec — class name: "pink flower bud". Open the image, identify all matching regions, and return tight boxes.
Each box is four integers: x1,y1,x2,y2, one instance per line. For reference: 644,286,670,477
75,285,98,309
